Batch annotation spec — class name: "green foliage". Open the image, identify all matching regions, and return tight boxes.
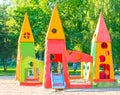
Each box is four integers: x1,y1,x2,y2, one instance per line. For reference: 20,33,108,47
0,3,17,71
115,70,120,75
0,0,120,70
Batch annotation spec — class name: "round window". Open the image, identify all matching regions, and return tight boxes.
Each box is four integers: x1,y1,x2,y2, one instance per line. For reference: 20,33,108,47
99,55,105,62
101,42,108,49
29,62,33,67
52,28,57,33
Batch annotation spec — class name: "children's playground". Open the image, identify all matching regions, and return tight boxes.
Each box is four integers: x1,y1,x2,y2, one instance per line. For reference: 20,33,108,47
0,5,120,95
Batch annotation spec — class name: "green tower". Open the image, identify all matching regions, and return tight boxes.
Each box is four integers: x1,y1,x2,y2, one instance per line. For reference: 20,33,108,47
16,13,44,86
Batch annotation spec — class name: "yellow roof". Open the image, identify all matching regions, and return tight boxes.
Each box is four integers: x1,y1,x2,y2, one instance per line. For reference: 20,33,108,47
46,5,65,40
19,13,34,42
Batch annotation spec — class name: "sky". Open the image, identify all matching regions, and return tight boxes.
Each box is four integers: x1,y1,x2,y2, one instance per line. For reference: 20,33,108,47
0,0,3,4
0,0,10,5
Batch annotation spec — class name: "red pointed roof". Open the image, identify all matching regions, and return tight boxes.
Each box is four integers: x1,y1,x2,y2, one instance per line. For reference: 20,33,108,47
92,13,111,42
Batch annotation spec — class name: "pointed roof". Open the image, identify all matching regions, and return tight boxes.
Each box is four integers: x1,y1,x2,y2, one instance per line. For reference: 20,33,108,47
92,13,111,42
19,13,34,42
46,5,65,40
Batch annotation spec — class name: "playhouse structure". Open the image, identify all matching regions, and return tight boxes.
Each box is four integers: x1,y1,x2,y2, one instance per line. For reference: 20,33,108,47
16,5,115,89
16,13,44,86
91,13,114,82
43,5,93,89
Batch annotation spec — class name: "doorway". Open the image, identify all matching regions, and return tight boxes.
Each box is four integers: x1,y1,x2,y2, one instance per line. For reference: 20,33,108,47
99,64,110,79
68,62,81,77
50,54,63,74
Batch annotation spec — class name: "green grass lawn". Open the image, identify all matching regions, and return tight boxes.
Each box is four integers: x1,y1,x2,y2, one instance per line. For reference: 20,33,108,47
94,79,120,88
69,70,81,75
0,68,16,76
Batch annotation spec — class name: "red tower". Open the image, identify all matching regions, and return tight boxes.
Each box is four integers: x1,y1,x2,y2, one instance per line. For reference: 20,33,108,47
43,6,66,88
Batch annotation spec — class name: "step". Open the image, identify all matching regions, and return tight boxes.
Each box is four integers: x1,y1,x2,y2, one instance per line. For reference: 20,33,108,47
20,81,42,86
25,78,38,81
69,84,92,88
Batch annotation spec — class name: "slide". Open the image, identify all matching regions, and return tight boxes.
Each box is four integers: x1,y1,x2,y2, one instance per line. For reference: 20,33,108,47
51,73,66,89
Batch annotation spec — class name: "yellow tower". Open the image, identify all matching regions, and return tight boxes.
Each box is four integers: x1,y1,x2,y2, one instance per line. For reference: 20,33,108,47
91,13,114,82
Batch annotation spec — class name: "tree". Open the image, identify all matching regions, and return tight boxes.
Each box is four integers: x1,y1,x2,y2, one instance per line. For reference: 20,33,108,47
38,0,120,69
8,0,50,58
1,0,119,70
0,3,16,71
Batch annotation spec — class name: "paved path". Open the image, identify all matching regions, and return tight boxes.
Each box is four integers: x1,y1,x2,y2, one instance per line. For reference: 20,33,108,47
0,76,120,95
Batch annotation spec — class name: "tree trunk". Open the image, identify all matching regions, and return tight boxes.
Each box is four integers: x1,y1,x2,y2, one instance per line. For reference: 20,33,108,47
2,59,7,72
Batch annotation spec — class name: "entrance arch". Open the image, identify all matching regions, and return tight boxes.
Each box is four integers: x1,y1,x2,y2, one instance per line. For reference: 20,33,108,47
19,56,44,86
64,50,92,88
